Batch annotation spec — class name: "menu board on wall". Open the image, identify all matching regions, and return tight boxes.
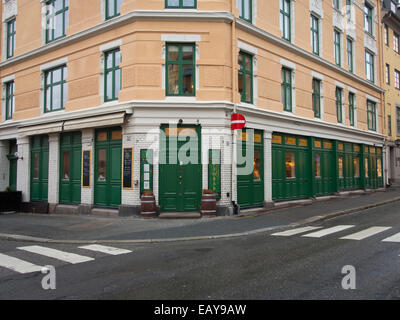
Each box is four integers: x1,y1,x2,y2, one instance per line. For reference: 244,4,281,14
82,150,91,188
123,148,133,190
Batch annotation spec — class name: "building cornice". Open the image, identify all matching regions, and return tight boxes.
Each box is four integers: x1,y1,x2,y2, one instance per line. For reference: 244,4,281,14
236,19,384,94
0,10,234,69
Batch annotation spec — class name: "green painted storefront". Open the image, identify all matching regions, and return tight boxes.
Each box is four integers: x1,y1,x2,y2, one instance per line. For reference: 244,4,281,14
159,125,202,212
237,129,264,208
272,132,384,201
7,140,17,191
30,135,49,201
59,132,82,204
94,127,122,208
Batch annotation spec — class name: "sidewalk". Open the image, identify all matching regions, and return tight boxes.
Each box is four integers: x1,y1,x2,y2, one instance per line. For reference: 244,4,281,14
0,187,399,244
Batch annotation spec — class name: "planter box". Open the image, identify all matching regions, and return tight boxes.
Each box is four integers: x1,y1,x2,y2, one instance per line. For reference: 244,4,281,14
0,191,22,213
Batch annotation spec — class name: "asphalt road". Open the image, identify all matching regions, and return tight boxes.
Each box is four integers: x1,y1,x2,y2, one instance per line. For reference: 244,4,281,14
1,201,400,300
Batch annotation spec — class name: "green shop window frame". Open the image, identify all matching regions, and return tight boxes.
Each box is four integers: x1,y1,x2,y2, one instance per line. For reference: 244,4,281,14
6,18,16,59
140,149,153,195
165,0,196,9
44,65,67,113
238,51,253,104
45,0,69,44
166,43,196,97
105,0,122,20
104,48,121,102
208,149,221,199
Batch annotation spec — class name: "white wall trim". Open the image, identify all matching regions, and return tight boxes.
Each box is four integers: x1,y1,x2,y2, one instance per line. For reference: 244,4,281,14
237,41,258,55
99,39,122,52
366,94,379,103
40,57,68,71
335,80,345,89
312,71,324,80
161,34,202,43
1,74,15,83
280,58,296,70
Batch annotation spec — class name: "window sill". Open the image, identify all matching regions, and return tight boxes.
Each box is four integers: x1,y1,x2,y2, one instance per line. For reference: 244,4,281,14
43,109,66,116
165,96,196,103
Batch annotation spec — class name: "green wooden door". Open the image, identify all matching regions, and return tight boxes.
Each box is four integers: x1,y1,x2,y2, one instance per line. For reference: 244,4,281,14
59,132,82,204
159,126,202,212
30,135,49,201
237,130,264,208
94,128,122,208
9,158,17,191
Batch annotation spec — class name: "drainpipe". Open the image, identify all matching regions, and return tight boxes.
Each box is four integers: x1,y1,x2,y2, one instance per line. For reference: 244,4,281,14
231,0,238,214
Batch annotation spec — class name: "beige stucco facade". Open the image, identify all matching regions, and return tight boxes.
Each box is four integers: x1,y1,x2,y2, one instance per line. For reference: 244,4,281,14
0,0,386,215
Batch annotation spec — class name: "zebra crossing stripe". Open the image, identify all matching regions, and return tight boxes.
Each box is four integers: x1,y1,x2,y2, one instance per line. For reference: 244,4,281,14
78,244,132,255
271,226,322,237
301,225,354,238
381,232,400,243
18,245,94,264
0,253,43,274
340,227,392,240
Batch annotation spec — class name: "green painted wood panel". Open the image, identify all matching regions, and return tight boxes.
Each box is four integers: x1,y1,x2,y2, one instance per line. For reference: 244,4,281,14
30,135,49,201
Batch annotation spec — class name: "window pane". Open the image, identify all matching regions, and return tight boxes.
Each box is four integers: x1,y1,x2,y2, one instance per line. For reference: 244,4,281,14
114,68,121,98
182,65,193,94
315,154,321,178
168,64,179,94
63,82,68,107
98,149,107,182
253,149,261,180
106,52,113,69
244,0,250,20
115,50,121,66
46,87,52,112
106,71,113,100
112,130,122,140
167,0,179,6
168,45,179,61
238,72,244,96
107,0,115,17
377,159,382,177
53,84,62,110
182,46,193,61
354,157,360,178
54,13,64,38
285,152,295,178
53,68,62,83
245,74,251,102
338,156,343,178
62,151,70,181
183,0,195,7
365,158,369,177
55,0,63,11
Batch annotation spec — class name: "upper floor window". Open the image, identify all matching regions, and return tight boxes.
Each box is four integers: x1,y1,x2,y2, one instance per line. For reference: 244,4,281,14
6,19,16,59
280,0,291,42
397,106,400,136
166,43,195,96
312,78,321,118
394,33,399,53
395,69,400,89
311,15,319,55
44,65,67,112
166,0,196,9
384,24,389,46
386,64,390,85
365,50,374,83
5,81,14,120
45,0,69,44
106,0,122,20
281,67,292,112
391,0,398,13
333,0,340,10
388,115,392,137
347,38,353,72
104,49,121,102
238,51,253,104
335,87,343,123
237,0,252,22
367,100,376,131
334,29,341,66
364,2,373,35
349,92,355,126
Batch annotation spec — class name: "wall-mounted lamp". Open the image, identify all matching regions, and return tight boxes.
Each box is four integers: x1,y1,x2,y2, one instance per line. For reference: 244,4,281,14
178,119,183,126
14,152,23,160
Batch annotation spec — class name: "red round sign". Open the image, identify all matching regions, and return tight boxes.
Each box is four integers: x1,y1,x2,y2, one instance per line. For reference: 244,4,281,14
231,113,246,130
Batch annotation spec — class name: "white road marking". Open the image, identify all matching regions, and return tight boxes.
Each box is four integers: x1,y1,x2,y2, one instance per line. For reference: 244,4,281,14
78,244,132,255
0,253,43,274
18,246,94,264
302,225,355,238
340,227,392,240
271,226,322,237
382,232,400,243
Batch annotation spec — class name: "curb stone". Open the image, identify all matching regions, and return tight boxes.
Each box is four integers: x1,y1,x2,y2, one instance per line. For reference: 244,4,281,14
0,196,399,244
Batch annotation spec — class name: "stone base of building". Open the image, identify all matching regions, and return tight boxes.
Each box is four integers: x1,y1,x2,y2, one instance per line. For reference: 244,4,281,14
77,204,93,215
21,201,49,214
263,201,275,209
118,205,142,217
217,204,234,216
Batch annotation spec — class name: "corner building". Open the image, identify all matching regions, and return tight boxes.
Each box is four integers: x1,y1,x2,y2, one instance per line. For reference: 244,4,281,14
0,0,385,215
